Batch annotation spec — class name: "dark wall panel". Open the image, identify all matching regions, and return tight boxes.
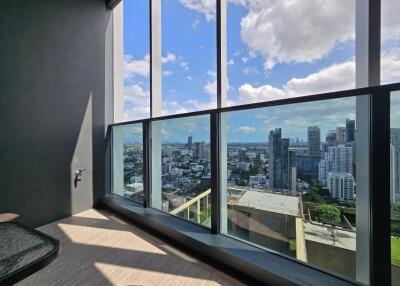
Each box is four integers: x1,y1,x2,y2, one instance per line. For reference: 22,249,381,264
0,0,111,227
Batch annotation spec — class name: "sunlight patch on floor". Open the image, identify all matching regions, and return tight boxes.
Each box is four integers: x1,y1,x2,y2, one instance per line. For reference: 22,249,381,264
57,223,167,255
73,209,110,220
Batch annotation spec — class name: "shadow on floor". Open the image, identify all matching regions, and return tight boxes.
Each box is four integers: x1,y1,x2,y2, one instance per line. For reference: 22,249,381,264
16,209,243,286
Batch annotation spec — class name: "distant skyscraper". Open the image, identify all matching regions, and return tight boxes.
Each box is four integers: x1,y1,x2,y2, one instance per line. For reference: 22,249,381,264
326,130,337,146
307,126,320,156
268,128,296,191
187,135,193,151
336,127,346,144
327,172,354,202
194,142,206,159
345,119,355,142
319,146,353,184
390,128,400,202
238,149,247,162
391,143,397,203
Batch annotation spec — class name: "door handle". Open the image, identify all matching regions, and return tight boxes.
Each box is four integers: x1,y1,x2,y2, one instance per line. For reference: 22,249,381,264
74,169,86,188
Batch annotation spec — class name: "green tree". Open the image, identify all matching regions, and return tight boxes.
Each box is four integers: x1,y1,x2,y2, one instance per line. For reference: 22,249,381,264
392,222,400,237
302,192,326,204
392,203,400,214
314,205,341,225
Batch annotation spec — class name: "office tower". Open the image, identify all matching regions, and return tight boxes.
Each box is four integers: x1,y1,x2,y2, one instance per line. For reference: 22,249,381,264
268,128,296,191
345,119,355,142
319,146,353,184
194,142,206,159
187,135,193,151
238,149,246,162
297,154,320,179
390,128,400,202
391,144,397,203
336,127,346,144
326,130,337,146
327,172,354,202
308,126,321,156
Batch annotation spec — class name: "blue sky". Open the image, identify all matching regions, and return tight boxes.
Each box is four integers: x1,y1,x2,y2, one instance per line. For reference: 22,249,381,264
121,0,400,142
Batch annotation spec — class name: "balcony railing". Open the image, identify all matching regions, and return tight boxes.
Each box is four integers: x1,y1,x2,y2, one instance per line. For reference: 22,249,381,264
107,83,400,285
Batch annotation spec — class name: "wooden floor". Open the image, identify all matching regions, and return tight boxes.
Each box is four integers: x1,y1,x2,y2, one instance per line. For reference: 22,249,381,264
17,209,244,286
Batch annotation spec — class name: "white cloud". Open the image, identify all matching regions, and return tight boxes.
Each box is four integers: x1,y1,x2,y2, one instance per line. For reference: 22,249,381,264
180,61,189,70
187,76,194,81
207,70,217,77
124,54,150,79
382,0,400,41
235,126,257,133
204,80,217,95
238,0,355,72
236,60,355,104
179,0,216,21
228,59,235,65
163,70,173,76
381,49,400,84
235,50,400,105
123,84,150,120
162,53,177,64
192,19,200,29
243,66,259,75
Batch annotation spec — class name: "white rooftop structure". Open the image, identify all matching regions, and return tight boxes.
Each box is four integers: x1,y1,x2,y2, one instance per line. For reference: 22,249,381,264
235,190,301,217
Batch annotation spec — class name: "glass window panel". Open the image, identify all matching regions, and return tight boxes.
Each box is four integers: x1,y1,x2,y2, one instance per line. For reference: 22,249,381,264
391,91,400,286
227,1,355,106
122,0,150,121
161,0,217,115
381,0,400,85
220,97,363,282
151,115,212,227
112,123,144,204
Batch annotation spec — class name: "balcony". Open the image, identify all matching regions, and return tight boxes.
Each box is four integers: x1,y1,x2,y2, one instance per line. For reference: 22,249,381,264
105,83,400,285
1,0,399,285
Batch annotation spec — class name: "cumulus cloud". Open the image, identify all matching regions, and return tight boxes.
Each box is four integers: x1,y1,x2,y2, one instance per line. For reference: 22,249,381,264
192,19,200,29
163,70,173,76
123,84,150,120
207,70,217,77
180,61,189,70
204,80,217,95
124,54,150,79
381,49,400,84
236,60,355,104
237,0,355,72
382,0,400,41
235,126,257,133
234,50,400,105
179,0,216,21
162,53,177,64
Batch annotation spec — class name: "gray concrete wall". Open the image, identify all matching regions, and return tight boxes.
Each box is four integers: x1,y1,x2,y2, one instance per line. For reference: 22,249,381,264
0,0,111,227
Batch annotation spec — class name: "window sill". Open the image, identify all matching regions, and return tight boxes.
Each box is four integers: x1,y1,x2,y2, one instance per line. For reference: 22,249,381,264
101,194,358,286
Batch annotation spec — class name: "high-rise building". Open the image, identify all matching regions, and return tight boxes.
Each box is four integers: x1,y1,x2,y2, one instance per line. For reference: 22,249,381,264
307,126,320,156
345,119,355,142
297,154,320,179
187,135,193,151
194,142,207,160
238,149,247,162
318,146,353,184
326,130,337,146
268,128,296,191
327,172,354,202
336,127,346,144
390,128,400,202
391,143,397,203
